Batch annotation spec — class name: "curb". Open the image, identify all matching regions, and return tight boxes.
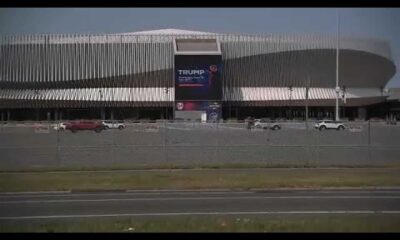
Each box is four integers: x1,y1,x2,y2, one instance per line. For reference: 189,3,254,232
1,167,398,174
126,188,234,193
1,187,400,195
130,186,400,192
250,186,400,191
70,189,127,194
0,190,71,195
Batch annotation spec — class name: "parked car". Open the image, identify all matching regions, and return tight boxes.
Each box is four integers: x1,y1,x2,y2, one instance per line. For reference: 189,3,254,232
315,120,345,130
52,122,68,131
65,120,104,133
102,120,125,130
254,119,281,130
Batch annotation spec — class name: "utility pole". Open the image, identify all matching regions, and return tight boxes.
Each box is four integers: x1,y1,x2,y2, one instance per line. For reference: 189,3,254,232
335,8,340,121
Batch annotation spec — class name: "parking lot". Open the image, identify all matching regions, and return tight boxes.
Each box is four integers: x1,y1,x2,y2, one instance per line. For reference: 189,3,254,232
0,121,399,170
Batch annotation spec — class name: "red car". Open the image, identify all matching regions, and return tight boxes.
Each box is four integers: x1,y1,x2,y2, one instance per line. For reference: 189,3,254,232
65,120,104,133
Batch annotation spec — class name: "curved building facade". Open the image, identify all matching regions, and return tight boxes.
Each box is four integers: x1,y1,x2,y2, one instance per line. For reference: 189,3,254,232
0,29,396,120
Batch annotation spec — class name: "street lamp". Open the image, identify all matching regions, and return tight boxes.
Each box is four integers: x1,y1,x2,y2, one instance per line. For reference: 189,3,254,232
305,76,310,128
335,8,341,121
335,86,340,120
99,89,104,120
342,85,346,119
380,86,389,123
342,85,346,104
33,90,41,121
164,88,169,119
288,85,293,120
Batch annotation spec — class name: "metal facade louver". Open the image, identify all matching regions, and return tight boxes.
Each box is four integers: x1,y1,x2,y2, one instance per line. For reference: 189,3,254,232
0,29,396,108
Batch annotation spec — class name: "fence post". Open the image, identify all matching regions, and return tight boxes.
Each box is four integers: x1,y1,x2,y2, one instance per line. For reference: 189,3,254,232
111,109,115,167
266,119,270,164
164,120,168,165
368,120,371,145
306,121,312,167
316,124,320,167
0,112,3,132
214,120,219,163
56,122,62,167
368,120,371,163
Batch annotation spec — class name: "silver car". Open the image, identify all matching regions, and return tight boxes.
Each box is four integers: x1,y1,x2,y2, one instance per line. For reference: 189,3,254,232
254,119,281,130
315,120,345,130
102,120,125,130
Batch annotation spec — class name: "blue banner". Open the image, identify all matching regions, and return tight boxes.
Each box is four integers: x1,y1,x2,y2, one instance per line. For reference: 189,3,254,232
175,55,222,101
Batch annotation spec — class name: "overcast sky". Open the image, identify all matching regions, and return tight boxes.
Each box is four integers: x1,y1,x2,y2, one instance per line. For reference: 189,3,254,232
1,8,399,87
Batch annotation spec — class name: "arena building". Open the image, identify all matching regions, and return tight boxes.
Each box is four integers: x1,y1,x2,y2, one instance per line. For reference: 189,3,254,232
0,29,396,121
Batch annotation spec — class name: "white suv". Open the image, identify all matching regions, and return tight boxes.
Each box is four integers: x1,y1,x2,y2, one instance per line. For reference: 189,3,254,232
254,119,281,130
52,122,67,131
315,120,345,131
102,120,125,130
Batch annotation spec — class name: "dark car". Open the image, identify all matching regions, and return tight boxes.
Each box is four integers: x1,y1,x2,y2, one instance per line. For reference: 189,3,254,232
65,120,104,133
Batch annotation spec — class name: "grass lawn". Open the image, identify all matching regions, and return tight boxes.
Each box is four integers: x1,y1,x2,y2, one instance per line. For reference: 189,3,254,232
1,214,400,232
0,168,399,192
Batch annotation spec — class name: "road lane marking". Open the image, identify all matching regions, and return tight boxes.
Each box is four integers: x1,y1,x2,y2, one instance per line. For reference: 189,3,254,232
2,211,400,220
1,195,400,204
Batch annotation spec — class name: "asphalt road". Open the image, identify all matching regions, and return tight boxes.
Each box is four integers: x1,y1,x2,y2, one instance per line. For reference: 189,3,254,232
0,122,399,170
0,189,399,220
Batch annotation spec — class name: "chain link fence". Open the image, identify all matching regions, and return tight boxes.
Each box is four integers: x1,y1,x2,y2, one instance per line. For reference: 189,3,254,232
0,119,399,171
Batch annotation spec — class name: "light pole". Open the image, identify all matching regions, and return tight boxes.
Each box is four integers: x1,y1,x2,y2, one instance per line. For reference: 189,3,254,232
164,88,169,119
335,8,340,121
342,85,346,118
289,85,293,120
305,76,310,129
380,86,389,123
99,89,104,120
34,90,40,122
163,87,169,163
